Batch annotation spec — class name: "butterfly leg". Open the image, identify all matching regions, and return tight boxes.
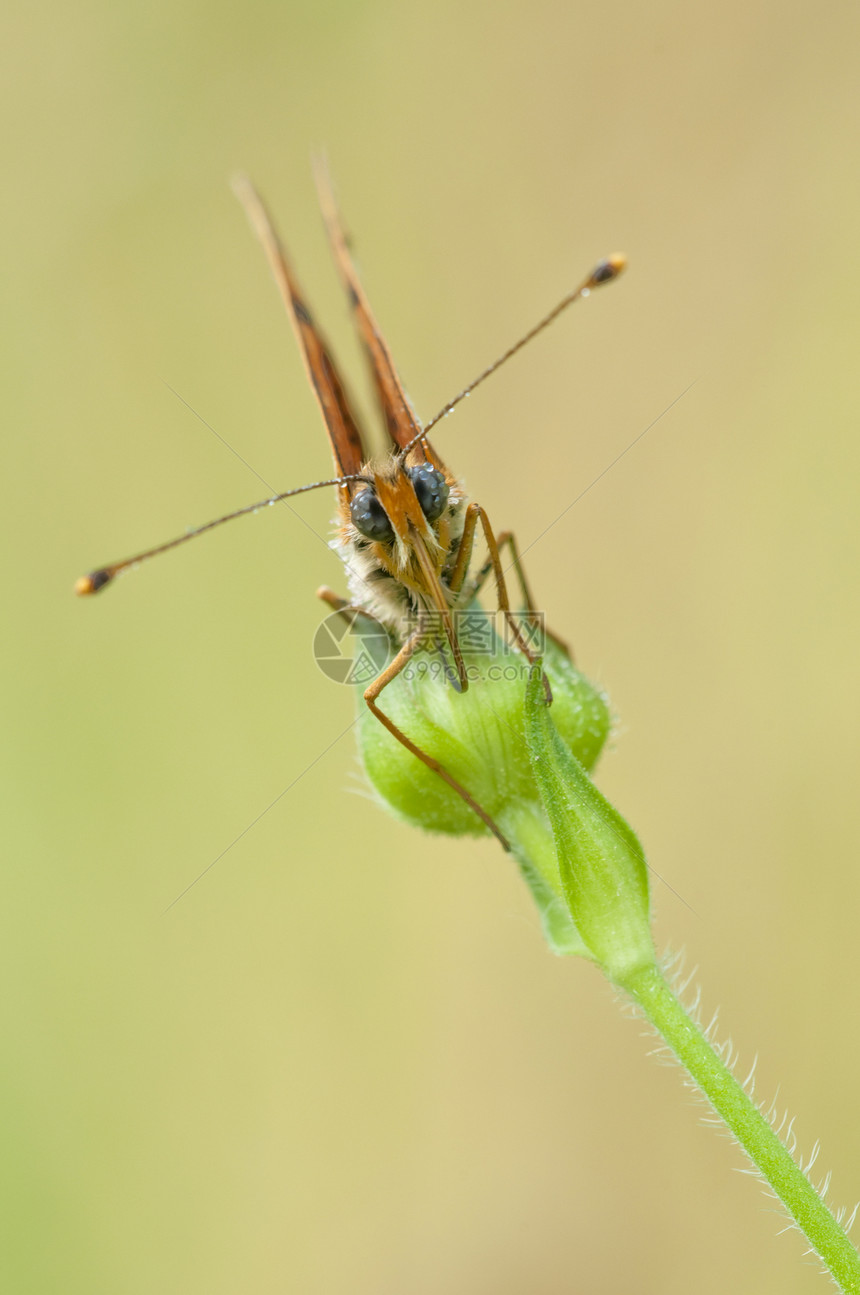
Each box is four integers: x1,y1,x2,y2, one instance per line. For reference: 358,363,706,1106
317,588,510,848
318,585,373,626
363,614,511,851
470,531,573,660
451,505,548,669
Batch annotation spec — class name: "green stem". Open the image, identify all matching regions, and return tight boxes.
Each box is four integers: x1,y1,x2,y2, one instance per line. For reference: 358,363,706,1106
620,963,860,1294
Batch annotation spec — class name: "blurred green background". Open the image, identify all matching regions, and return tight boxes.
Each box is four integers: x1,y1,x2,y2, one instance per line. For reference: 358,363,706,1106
4,1,860,1291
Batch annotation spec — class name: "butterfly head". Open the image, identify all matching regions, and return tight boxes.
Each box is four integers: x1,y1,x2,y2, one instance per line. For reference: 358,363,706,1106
348,453,456,555
339,448,466,630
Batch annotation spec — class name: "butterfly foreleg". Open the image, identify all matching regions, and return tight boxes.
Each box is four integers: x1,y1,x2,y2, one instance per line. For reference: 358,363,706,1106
317,584,374,625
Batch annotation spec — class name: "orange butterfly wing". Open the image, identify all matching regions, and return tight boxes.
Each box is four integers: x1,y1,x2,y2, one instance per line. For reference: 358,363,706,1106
232,175,367,501
312,159,442,469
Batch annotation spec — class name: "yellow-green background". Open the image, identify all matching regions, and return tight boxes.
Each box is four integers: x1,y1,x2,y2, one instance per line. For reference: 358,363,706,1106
5,2,860,1291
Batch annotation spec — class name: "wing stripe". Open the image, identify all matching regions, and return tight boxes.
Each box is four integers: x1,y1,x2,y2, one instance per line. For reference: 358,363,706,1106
232,174,366,487
312,158,427,459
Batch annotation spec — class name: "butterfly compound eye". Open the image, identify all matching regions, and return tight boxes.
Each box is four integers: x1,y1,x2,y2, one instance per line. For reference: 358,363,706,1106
350,489,394,541
408,464,450,523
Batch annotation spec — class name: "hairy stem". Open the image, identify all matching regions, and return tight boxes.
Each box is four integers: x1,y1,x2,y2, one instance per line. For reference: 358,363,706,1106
619,964,860,1294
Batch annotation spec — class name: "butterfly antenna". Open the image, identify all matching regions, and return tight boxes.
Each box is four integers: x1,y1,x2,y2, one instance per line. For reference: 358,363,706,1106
400,253,626,456
75,474,360,595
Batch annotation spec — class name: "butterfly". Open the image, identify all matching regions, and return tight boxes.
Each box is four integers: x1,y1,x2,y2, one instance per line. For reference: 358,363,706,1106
76,163,625,851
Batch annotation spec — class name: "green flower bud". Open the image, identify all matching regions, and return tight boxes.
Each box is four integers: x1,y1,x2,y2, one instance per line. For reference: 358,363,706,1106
355,614,609,835
352,610,625,957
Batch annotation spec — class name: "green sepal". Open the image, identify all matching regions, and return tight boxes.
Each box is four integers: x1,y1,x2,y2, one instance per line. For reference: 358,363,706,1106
523,664,655,978
495,801,593,957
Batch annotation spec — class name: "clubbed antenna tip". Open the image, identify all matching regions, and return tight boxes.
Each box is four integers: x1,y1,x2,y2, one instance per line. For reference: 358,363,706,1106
75,569,113,596
588,253,627,287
